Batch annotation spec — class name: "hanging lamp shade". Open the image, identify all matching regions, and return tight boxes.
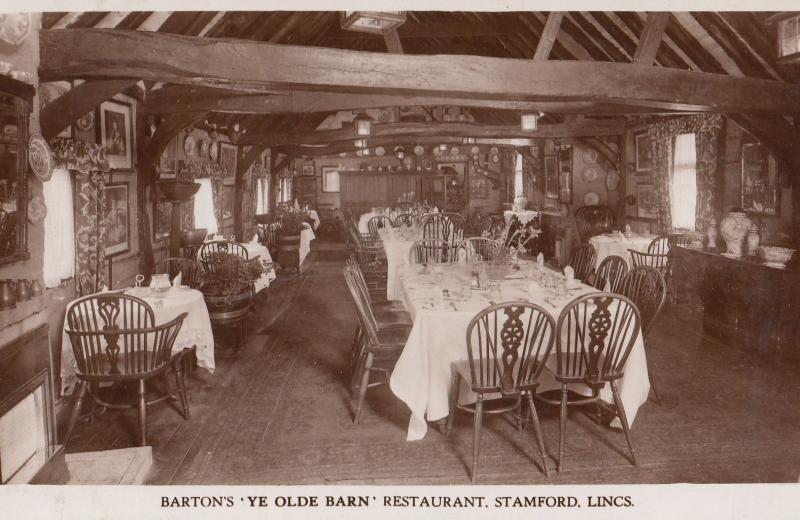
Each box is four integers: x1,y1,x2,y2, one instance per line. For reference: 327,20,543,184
340,11,406,35
521,113,539,131
353,112,374,136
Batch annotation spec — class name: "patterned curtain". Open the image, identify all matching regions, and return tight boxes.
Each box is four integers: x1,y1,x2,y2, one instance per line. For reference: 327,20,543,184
48,138,111,296
647,114,724,233
74,171,107,296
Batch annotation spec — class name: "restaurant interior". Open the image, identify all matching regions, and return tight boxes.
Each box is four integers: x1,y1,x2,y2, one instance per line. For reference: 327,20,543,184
0,10,799,485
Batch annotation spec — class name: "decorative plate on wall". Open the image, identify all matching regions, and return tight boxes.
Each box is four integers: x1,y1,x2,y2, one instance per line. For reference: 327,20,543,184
375,146,386,157
582,148,598,164
582,167,599,183
583,191,600,206
450,146,460,155
606,171,621,191
28,134,54,182
209,141,219,161
414,145,425,156
183,135,196,156
470,146,480,156
491,153,500,164
76,112,94,132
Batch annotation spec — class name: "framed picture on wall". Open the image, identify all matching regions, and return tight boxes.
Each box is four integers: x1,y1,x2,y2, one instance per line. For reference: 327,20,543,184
302,162,315,176
636,184,658,220
634,132,653,172
158,137,177,179
219,142,237,179
741,141,780,216
99,99,133,170
322,166,340,193
153,191,171,241
103,182,130,256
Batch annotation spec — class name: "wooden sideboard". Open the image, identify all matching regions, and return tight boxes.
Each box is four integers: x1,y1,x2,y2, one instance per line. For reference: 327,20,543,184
672,246,800,360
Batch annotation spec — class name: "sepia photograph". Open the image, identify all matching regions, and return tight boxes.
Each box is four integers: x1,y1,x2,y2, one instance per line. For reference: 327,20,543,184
1,4,800,519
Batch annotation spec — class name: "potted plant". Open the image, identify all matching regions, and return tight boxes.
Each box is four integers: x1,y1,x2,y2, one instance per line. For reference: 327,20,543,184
275,205,310,270
201,252,274,321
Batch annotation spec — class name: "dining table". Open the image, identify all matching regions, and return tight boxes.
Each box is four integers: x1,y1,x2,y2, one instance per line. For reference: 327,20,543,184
378,226,424,300
60,286,216,396
589,232,657,269
389,261,651,441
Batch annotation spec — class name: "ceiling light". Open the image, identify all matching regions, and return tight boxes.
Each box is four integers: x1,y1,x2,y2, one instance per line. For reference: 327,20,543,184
521,113,539,131
353,112,374,136
340,11,407,35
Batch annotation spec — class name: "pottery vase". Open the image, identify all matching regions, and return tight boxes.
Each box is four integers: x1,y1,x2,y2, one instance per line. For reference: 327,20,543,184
15,279,31,302
719,210,752,258
0,280,16,310
706,222,718,249
746,224,760,256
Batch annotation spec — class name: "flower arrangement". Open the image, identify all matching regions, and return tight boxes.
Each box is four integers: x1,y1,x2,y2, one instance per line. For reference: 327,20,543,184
482,219,542,264
275,203,310,234
202,252,274,304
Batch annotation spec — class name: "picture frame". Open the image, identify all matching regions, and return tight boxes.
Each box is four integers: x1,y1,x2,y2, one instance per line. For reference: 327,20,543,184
99,99,133,170
741,141,780,216
153,191,171,241
321,166,340,193
158,137,178,179
302,162,315,176
223,185,235,221
219,142,237,179
634,132,653,172
103,182,130,256
636,184,658,220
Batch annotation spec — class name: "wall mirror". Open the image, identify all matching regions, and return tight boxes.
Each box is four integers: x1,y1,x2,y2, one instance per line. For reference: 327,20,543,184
0,76,33,265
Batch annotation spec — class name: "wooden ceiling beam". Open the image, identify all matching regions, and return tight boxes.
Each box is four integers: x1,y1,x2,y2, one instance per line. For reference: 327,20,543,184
690,12,773,80
39,29,800,114
664,14,727,74
533,12,563,60
384,29,404,54
40,78,137,140
143,110,209,167
633,13,670,65
242,119,626,146
568,12,629,63
617,12,688,70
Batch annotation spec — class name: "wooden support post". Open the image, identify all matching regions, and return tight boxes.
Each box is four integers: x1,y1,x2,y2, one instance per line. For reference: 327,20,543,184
383,29,404,54
135,109,155,277
40,79,136,140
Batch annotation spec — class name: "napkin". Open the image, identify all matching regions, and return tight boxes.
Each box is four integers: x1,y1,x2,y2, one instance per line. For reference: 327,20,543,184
173,271,182,287
251,233,259,244
618,230,627,242
624,224,633,238
564,265,575,282
101,285,109,292
293,199,300,210
536,253,544,267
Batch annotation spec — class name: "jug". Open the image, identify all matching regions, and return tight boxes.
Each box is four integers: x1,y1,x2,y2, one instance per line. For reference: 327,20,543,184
0,280,16,310
15,279,31,302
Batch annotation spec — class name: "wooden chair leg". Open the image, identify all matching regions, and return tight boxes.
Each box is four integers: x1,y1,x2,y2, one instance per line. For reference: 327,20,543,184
445,371,461,437
137,379,147,447
526,394,551,477
471,396,484,483
558,385,569,473
174,356,191,420
63,381,88,447
611,380,638,467
353,352,373,424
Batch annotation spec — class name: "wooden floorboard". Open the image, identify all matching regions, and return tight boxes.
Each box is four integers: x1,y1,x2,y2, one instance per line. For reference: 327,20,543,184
59,255,800,485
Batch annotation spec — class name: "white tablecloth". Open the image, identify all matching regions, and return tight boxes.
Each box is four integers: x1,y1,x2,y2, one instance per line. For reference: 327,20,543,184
240,242,277,292
300,223,315,265
589,233,657,269
504,210,539,226
307,210,320,230
389,263,650,441
378,226,423,300
60,287,215,395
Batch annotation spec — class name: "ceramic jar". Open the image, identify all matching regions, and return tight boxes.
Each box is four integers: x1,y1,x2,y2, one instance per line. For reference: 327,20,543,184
15,279,31,302
746,223,760,256
719,210,752,258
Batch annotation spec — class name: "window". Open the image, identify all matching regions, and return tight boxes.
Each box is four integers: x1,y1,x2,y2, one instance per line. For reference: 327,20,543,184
671,133,697,231
256,176,270,214
193,178,218,235
322,167,340,193
279,176,292,203
42,168,75,287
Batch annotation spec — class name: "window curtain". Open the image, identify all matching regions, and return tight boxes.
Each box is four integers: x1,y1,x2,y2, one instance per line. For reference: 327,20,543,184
49,138,110,295
42,168,75,287
178,156,227,231
646,114,724,233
